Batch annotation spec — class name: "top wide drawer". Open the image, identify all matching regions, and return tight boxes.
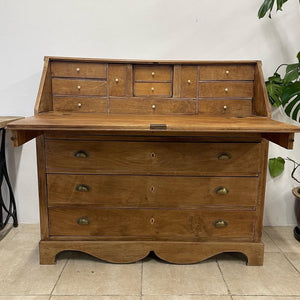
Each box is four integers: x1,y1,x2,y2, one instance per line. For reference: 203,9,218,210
45,140,261,175
134,65,172,81
51,62,107,79
200,64,255,81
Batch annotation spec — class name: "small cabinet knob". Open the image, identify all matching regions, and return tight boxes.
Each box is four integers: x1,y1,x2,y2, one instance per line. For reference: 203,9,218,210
152,104,156,109
78,103,82,108
215,187,229,195
76,67,80,72
187,79,191,84
152,72,155,76
224,88,228,93
77,217,90,225
151,87,155,91
225,70,229,75
74,151,88,158
77,85,81,90
115,78,119,83
76,184,90,192
217,152,231,160
223,105,227,111
214,219,227,228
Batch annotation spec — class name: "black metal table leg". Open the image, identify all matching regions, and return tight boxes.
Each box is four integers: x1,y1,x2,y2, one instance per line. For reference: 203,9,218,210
0,127,18,230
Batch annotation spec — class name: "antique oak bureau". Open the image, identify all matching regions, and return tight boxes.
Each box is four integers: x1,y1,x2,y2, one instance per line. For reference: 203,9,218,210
8,57,300,265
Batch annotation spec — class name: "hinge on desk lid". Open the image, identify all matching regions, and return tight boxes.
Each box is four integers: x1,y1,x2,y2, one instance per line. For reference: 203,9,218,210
150,124,167,130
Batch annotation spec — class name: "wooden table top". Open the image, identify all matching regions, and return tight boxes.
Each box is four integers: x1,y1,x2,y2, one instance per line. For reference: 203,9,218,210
0,116,24,129
6,113,300,133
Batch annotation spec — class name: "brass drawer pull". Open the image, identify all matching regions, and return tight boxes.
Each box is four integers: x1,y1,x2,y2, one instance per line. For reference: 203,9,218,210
77,217,90,225
215,187,229,195
74,151,88,158
214,219,227,228
217,152,231,160
76,184,90,192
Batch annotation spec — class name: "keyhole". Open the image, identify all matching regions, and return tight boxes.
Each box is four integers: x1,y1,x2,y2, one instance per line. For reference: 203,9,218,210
150,217,155,224
151,186,154,192
151,152,156,158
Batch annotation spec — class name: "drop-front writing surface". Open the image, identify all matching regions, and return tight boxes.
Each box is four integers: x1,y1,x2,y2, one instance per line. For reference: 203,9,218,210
7,57,300,265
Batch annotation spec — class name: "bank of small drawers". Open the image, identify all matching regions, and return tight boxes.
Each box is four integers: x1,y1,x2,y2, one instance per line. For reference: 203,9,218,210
46,137,261,241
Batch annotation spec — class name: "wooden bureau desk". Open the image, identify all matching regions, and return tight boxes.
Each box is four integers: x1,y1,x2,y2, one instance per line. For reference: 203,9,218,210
8,57,300,265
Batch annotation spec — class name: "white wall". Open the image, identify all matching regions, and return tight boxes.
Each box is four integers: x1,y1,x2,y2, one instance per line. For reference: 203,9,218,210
0,0,300,225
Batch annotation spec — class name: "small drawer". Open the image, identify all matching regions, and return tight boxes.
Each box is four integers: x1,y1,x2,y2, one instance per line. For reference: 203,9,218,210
199,100,252,116
199,82,253,98
47,174,259,207
49,207,255,241
109,98,195,115
134,65,172,81
180,66,198,98
53,96,107,113
51,62,107,79
134,82,172,97
45,140,261,175
52,78,107,96
200,64,255,81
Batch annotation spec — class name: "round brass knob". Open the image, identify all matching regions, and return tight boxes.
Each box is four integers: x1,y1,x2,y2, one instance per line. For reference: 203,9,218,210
224,88,228,92
77,85,81,90
78,103,82,108
76,67,80,72
152,72,155,76
225,70,229,75
223,105,227,111
152,104,156,109
115,78,119,83
151,87,155,91
187,79,191,84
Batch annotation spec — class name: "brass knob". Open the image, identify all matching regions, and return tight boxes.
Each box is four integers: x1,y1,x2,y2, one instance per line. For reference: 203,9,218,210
115,78,119,83
76,67,80,72
217,152,231,160
215,187,229,195
224,88,228,93
77,85,81,90
74,151,88,158
151,87,155,91
225,70,229,75
77,217,90,225
150,217,155,224
152,72,155,76
76,184,90,192
152,104,156,109
78,103,82,108
223,105,227,111
187,80,191,84
214,219,227,228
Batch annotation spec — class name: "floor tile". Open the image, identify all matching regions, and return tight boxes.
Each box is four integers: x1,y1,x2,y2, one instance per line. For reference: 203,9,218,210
0,224,17,242
51,296,140,300
142,257,228,295
264,226,300,252
285,252,300,272
232,297,300,300
0,241,68,295
143,296,231,300
53,253,142,296
262,230,280,252
218,252,300,295
9,224,40,242
0,297,49,300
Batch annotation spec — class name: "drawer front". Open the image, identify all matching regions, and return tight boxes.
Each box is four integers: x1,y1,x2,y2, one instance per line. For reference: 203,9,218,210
45,140,261,175
134,65,172,81
180,66,198,98
109,98,196,115
134,83,172,97
47,174,259,207
108,64,128,97
51,62,107,78
200,64,255,80
198,100,252,116
49,207,255,240
199,82,253,98
53,96,107,112
52,78,107,96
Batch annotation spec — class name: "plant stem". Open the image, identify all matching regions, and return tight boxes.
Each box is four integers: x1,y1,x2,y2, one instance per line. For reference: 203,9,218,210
286,157,300,183
275,64,288,74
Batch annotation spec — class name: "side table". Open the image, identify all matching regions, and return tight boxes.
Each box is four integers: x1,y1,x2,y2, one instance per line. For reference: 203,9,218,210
0,117,23,230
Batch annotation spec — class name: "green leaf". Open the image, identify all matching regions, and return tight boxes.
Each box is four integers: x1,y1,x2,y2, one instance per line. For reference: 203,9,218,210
277,0,289,10
258,0,275,18
284,95,300,119
265,73,284,107
291,100,300,121
297,51,300,63
283,63,300,83
269,157,285,177
282,81,300,105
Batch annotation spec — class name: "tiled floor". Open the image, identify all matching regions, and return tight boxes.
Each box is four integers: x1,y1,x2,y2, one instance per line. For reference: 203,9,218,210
0,225,300,300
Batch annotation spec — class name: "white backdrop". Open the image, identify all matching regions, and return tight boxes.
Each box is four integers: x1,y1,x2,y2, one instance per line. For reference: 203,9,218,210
0,0,300,224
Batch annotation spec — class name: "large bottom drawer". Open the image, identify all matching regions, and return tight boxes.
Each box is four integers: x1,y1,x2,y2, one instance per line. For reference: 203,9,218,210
49,208,255,241
47,174,259,207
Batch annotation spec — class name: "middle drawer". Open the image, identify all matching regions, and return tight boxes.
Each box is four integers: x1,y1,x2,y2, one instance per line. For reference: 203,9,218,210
45,140,261,175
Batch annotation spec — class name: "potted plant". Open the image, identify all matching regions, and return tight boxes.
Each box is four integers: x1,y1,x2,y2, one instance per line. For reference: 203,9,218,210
258,0,300,241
